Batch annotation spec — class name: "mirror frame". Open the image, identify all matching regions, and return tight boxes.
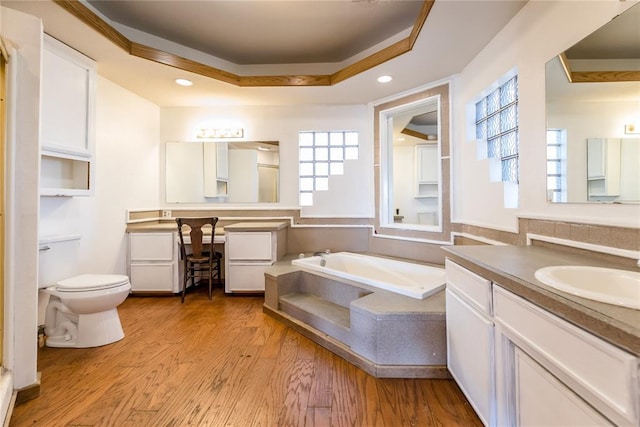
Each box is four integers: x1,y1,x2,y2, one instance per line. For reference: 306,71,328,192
374,83,452,242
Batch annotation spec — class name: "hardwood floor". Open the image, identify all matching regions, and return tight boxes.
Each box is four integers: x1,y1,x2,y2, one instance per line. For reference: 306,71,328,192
10,287,482,426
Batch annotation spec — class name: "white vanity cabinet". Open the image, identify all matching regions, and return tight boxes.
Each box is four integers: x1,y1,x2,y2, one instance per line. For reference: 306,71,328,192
224,222,287,293
445,260,495,427
128,232,178,293
445,258,639,427
493,286,638,427
41,35,96,196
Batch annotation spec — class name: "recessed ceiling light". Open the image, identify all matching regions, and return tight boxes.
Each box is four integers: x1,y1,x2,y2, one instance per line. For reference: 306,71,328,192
175,78,193,86
377,75,392,83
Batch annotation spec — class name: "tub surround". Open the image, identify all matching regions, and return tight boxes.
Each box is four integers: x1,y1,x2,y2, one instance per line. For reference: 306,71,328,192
453,217,639,268
264,255,448,379
443,244,640,356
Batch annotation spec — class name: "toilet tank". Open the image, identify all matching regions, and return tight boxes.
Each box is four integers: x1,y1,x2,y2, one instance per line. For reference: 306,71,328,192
38,235,82,289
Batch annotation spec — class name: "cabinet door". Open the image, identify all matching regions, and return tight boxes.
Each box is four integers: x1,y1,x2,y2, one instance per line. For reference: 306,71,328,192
216,142,229,180
130,264,175,292
587,138,605,179
226,264,267,292
42,35,95,154
446,289,495,426
203,142,228,197
514,347,613,426
416,144,438,183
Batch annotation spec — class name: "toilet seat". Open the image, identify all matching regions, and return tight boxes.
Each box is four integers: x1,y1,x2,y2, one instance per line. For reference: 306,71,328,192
56,274,130,292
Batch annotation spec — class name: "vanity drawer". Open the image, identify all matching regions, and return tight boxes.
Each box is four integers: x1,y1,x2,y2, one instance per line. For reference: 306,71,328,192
129,232,174,261
227,232,272,261
494,286,639,426
445,259,492,316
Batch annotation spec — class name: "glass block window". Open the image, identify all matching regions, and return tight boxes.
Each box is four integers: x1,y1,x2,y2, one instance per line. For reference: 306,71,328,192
299,131,358,206
546,129,567,203
475,76,519,182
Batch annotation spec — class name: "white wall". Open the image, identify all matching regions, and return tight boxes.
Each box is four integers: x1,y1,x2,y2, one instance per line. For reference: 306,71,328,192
453,0,640,230
39,77,160,280
160,105,374,218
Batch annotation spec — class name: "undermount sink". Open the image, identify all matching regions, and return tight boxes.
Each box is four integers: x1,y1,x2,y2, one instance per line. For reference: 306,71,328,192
534,266,640,310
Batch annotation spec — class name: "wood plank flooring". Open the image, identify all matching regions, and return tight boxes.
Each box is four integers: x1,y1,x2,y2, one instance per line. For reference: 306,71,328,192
10,287,482,427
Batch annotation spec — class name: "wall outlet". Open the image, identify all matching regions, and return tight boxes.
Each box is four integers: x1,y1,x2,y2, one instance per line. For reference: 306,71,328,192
162,210,172,218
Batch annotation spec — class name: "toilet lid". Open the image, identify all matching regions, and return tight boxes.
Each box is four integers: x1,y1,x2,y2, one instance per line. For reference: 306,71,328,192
56,274,130,292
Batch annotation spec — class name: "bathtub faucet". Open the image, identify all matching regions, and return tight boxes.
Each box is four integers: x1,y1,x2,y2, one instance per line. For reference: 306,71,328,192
313,249,330,266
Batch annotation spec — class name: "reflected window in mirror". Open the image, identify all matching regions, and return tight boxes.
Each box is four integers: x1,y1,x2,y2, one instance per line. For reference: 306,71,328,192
546,129,568,203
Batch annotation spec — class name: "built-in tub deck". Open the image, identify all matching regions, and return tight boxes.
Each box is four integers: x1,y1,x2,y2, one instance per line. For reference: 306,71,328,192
263,255,448,379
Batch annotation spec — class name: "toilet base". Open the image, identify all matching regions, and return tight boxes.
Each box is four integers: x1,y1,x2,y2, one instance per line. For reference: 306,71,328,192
46,308,125,348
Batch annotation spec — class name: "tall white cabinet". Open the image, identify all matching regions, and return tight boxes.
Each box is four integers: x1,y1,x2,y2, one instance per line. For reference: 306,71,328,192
40,35,96,196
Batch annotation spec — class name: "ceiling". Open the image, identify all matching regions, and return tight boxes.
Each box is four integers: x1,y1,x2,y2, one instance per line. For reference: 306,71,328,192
3,0,528,107
565,1,640,60
546,2,639,103
86,0,425,65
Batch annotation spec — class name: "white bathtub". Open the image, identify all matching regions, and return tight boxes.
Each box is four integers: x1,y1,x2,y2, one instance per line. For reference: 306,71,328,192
291,252,445,300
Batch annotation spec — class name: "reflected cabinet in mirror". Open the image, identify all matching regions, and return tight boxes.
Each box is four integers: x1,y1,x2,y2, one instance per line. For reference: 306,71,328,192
166,141,279,203
545,2,640,204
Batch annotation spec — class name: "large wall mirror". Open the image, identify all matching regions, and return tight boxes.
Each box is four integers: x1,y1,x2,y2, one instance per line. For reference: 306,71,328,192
166,141,279,203
375,83,451,240
545,2,640,204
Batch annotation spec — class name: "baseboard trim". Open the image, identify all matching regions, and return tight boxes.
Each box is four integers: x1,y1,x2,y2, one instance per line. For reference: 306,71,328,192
15,372,41,405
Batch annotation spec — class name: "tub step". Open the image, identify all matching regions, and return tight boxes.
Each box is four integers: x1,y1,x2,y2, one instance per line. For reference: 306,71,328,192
279,292,350,345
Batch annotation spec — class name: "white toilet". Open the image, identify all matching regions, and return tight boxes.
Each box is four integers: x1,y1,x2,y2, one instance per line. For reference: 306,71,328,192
43,274,131,348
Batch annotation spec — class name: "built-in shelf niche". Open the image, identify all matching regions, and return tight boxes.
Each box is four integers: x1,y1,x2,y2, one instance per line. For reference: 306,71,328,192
40,154,91,196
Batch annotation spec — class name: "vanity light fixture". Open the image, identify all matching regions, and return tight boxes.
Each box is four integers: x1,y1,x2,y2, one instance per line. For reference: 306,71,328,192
196,127,244,139
377,75,393,83
175,78,193,86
